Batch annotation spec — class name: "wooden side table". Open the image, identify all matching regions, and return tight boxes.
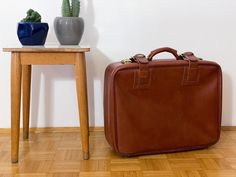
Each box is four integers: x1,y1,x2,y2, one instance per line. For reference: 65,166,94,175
3,46,90,163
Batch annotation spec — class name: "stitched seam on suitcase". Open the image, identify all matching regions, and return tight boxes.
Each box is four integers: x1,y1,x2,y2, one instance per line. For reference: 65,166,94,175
104,67,112,146
118,141,219,157
114,65,221,154
104,65,120,152
110,67,122,152
217,66,223,141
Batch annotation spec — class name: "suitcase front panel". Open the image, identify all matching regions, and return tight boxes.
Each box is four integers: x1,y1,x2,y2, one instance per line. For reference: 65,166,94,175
111,62,222,155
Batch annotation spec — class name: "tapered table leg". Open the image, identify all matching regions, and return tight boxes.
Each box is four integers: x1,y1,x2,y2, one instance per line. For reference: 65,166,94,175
11,53,22,163
22,65,31,140
75,53,89,160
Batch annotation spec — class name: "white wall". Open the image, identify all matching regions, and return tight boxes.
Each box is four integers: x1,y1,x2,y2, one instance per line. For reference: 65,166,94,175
0,0,235,128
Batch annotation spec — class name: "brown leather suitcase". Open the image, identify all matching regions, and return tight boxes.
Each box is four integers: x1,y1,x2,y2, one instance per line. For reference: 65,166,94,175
104,47,222,156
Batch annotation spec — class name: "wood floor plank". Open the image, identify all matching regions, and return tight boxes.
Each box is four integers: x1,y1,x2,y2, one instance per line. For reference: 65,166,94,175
173,170,206,177
50,162,80,173
111,171,143,177
204,170,236,177
80,159,110,171
110,159,141,171
79,171,111,177
46,173,79,177
169,159,202,170
15,174,47,177
0,130,235,176
143,170,175,177
140,159,171,171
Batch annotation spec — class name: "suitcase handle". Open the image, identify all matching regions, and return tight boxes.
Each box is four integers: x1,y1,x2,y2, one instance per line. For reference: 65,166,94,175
147,47,182,61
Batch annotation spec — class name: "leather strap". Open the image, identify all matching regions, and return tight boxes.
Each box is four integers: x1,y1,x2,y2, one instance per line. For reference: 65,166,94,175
182,53,200,85
147,47,182,61
132,49,200,86
133,54,151,88
180,52,199,60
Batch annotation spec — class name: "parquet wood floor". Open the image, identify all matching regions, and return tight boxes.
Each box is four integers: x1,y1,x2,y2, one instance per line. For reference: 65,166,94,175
0,130,236,177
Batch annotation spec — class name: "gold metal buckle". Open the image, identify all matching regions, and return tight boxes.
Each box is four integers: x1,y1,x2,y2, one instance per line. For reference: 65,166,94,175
121,58,132,64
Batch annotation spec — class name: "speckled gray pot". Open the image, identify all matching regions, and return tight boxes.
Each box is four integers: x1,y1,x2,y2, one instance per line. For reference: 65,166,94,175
54,17,84,45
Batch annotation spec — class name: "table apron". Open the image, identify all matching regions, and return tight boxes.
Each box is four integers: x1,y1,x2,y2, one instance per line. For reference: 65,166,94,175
19,52,77,65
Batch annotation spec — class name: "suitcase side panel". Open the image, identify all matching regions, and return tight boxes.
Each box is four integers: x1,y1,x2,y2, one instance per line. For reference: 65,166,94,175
104,62,124,152
104,64,115,149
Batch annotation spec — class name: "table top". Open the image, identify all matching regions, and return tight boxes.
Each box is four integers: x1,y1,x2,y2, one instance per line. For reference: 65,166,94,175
3,45,90,53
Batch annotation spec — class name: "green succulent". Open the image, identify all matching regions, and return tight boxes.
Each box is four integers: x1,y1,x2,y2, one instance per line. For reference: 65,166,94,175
62,0,80,17
21,9,41,22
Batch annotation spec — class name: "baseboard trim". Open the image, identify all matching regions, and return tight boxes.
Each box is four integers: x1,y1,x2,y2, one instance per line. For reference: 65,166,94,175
221,126,236,131
0,126,235,134
0,127,104,134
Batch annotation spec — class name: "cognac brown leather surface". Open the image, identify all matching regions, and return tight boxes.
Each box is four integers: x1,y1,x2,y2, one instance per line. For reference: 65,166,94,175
104,48,222,156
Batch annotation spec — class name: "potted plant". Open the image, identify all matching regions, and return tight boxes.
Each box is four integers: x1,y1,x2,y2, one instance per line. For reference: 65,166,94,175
54,0,84,45
17,9,49,45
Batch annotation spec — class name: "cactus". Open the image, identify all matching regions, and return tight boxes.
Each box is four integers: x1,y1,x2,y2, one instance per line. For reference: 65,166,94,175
21,9,41,22
62,0,80,17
